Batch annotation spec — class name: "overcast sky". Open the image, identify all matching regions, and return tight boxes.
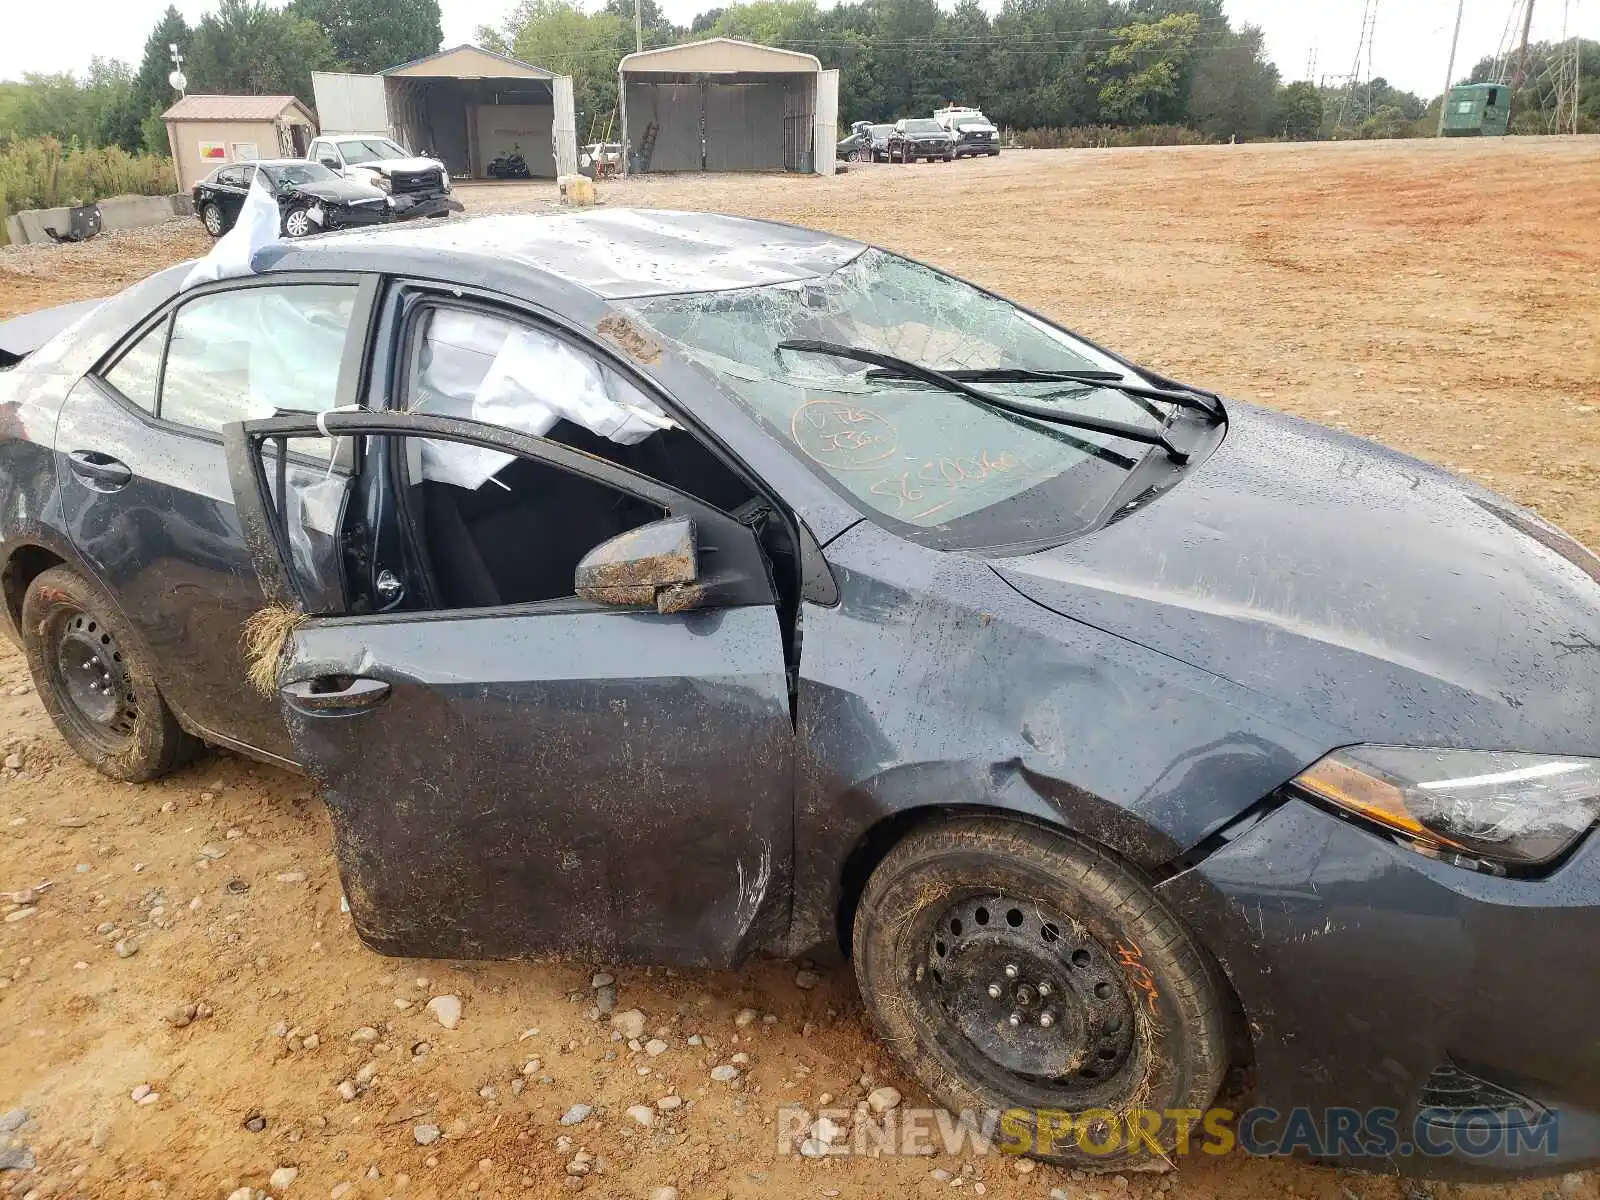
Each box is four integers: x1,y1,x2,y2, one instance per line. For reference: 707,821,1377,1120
2,0,1594,98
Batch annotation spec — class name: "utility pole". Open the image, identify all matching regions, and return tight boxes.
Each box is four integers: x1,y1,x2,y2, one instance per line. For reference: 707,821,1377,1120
1513,0,1537,86
167,44,187,97
634,0,643,53
1438,0,1467,134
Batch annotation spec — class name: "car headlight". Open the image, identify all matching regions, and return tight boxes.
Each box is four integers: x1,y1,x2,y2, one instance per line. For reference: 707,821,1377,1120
1293,745,1600,870
373,174,392,193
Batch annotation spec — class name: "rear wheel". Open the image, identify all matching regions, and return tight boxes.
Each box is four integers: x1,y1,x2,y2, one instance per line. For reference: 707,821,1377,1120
848,149,865,163
852,816,1227,1165
21,567,199,782
201,202,225,237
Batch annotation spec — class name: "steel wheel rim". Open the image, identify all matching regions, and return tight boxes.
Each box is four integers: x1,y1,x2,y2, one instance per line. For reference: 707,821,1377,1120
50,608,138,753
203,206,223,235
914,892,1138,1096
284,210,311,237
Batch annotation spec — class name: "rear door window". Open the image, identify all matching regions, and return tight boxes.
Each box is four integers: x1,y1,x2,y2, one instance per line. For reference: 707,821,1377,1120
101,321,167,413
160,284,358,433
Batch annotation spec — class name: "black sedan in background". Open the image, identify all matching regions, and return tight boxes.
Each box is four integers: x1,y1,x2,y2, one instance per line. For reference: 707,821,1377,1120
192,160,457,239
2,211,1600,1179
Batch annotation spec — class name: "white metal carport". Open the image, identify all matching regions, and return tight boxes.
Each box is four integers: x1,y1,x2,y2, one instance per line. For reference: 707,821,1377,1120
618,38,837,177
313,45,578,180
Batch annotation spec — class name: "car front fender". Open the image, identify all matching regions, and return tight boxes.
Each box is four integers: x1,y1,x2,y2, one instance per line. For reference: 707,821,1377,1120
781,520,1335,959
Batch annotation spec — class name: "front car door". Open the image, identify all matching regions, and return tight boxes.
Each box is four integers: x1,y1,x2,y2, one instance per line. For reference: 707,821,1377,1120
224,410,794,967
55,273,377,760
310,139,346,177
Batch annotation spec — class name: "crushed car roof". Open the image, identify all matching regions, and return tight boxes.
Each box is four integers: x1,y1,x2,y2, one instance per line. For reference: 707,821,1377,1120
296,209,868,299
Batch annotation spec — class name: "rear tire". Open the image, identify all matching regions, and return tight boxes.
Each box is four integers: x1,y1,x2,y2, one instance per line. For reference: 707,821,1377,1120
21,566,200,782
852,816,1228,1166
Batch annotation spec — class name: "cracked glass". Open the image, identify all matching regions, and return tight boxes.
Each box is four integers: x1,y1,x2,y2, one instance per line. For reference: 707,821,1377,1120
628,250,1166,549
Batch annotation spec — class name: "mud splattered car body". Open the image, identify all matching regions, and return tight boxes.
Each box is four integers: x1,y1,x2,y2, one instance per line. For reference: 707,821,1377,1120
2,211,1600,1179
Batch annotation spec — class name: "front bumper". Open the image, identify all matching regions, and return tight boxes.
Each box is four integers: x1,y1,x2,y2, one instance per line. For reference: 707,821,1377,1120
321,202,391,230
389,194,464,222
1160,798,1600,1179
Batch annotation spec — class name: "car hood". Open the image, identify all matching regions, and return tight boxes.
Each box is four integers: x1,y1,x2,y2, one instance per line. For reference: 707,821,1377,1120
359,157,443,176
991,401,1600,756
288,178,387,204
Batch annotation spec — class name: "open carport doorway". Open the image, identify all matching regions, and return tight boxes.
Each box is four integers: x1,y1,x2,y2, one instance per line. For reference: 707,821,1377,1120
619,39,837,176
313,45,578,181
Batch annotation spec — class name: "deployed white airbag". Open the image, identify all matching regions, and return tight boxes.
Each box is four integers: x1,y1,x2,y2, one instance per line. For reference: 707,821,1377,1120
182,173,281,290
411,309,674,490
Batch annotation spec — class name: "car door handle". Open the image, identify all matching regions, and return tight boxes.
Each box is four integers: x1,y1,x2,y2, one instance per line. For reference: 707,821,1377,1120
281,676,391,716
67,450,132,490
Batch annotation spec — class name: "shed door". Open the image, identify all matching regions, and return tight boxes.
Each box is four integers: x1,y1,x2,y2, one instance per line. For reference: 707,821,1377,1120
552,75,579,177
312,71,390,135
813,69,839,176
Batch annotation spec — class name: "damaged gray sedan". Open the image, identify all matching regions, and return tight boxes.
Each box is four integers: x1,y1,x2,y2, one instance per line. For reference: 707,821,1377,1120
4,211,1600,1178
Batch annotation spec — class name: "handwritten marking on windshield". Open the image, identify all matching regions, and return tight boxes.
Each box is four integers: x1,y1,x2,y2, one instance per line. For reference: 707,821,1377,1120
791,400,897,469
868,450,1025,515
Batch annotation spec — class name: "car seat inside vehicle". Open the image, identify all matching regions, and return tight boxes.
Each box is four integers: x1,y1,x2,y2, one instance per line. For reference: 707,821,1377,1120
407,421,771,611
396,304,794,626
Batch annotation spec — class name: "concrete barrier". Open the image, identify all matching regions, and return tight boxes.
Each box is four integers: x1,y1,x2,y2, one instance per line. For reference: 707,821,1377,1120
5,194,192,247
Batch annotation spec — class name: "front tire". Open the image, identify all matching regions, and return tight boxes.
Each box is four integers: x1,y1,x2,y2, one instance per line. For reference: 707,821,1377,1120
21,567,199,782
852,817,1227,1166
282,205,314,238
848,149,865,163
201,202,226,237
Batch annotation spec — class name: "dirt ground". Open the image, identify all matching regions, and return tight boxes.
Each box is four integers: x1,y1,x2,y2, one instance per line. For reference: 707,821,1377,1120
2,138,1599,1200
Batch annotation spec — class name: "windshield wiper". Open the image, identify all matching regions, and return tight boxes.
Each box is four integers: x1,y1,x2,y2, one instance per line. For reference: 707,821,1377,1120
779,340,1197,463
863,365,1222,418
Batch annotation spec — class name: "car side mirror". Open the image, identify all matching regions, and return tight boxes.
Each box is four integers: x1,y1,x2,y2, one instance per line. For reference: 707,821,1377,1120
575,516,704,614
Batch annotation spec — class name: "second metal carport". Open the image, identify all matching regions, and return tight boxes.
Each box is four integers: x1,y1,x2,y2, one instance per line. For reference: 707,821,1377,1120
619,38,837,177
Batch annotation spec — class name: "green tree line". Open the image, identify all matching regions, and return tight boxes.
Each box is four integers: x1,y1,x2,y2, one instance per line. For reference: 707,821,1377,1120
2,0,1596,158
477,0,1596,142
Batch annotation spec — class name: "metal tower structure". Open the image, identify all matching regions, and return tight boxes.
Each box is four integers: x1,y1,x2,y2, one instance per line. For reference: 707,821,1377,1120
1335,0,1381,133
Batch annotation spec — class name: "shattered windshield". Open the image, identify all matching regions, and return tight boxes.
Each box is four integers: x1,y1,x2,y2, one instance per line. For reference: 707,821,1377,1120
628,249,1168,549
